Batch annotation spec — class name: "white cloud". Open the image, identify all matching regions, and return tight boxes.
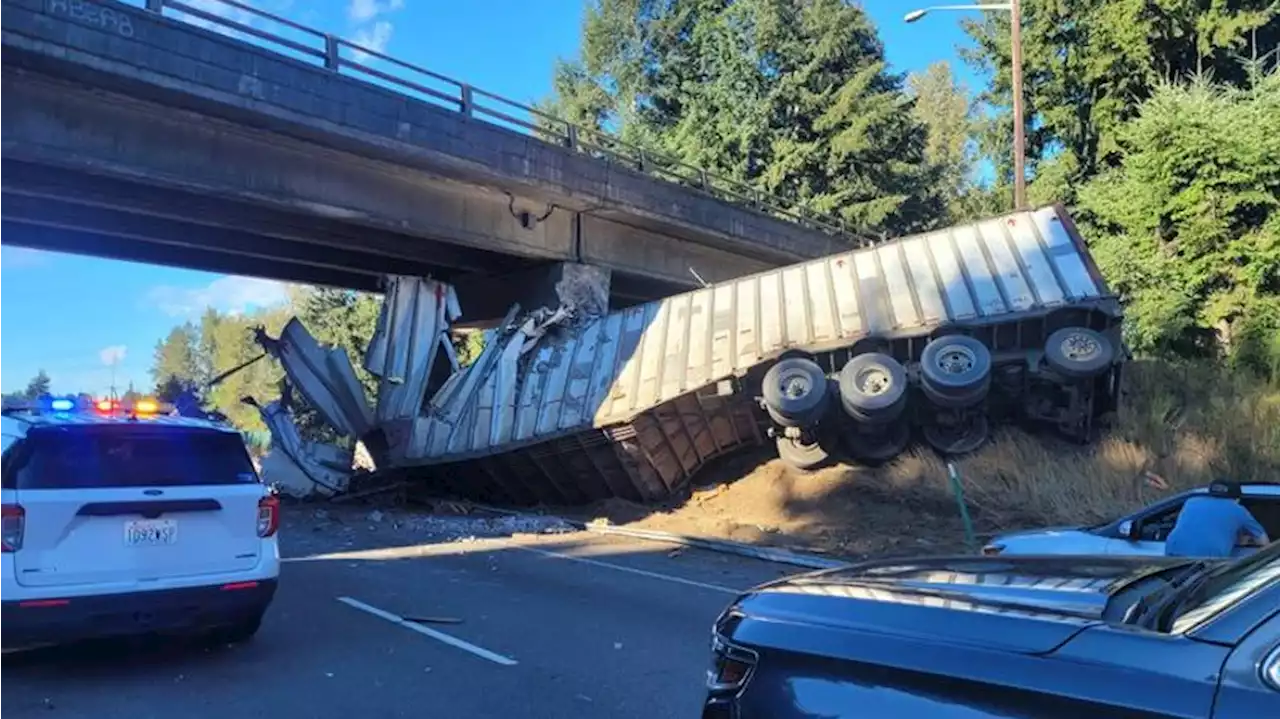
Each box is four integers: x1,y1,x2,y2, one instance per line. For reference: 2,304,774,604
148,276,292,317
99,345,128,367
348,0,403,23
351,19,394,58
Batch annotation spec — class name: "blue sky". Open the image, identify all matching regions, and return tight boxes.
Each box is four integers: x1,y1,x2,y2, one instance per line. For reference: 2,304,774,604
1,0,980,396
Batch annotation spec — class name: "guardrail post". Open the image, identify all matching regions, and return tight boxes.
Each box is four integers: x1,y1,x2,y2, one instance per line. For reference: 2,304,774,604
565,124,579,151
636,149,647,173
698,169,709,190
323,35,341,71
145,0,163,12
459,85,474,117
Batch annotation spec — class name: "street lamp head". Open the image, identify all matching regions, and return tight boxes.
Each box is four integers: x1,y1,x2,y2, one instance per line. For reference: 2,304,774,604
903,9,928,23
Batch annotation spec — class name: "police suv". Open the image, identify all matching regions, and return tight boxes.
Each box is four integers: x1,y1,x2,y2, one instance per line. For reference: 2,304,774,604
1,396,280,651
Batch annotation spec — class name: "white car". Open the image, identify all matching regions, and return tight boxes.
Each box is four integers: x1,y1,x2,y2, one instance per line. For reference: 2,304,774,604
983,483,1280,558
1,397,280,651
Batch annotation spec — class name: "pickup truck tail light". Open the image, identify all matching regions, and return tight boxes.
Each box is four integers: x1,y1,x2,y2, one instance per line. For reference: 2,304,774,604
2,504,25,552
257,495,280,538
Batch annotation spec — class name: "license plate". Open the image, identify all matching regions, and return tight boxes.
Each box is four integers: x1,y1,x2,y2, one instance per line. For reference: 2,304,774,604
125,519,177,547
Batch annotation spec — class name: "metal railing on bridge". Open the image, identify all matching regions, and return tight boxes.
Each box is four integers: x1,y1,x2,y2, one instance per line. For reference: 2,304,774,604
133,0,872,247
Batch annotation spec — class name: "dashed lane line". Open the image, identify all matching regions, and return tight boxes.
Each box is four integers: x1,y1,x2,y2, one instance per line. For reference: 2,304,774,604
512,545,742,595
336,596,519,666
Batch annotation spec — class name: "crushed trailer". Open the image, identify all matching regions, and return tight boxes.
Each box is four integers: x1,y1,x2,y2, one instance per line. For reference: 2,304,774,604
257,205,1125,505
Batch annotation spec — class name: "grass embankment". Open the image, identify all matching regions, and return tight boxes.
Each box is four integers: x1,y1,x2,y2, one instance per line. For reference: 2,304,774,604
877,360,1280,531
601,360,1280,557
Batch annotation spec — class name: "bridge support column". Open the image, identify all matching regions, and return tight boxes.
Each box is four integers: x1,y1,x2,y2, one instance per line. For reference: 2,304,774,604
452,262,612,326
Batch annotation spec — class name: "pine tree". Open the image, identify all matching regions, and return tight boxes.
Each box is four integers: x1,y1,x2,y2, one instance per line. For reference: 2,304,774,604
963,1,1279,196
23,370,52,400
151,323,200,390
1077,69,1280,371
544,0,945,238
908,61,975,213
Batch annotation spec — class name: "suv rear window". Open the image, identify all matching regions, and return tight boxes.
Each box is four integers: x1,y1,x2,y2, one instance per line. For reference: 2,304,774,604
3,427,259,489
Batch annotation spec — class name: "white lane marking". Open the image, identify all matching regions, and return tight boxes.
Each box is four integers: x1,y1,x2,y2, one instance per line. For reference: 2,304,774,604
514,545,741,595
336,596,518,666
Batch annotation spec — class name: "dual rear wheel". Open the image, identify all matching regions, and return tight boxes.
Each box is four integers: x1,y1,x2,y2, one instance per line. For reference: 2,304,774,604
763,326,1116,469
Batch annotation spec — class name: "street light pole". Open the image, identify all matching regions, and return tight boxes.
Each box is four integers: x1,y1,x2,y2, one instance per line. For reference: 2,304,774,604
904,2,1026,210
1008,0,1026,209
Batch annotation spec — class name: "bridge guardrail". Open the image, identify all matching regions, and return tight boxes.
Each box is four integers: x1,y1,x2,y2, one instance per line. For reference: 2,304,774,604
139,0,874,247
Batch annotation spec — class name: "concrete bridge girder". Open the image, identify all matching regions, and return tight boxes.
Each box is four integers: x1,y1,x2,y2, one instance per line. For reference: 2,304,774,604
2,71,776,300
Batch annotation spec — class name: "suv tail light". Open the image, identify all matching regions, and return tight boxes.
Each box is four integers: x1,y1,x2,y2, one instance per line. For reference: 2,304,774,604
257,495,280,538
2,504,25,552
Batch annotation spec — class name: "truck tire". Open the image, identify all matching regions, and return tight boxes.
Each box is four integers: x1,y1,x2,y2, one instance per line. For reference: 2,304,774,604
775,436,830,471
762,357,829,427
1044,327,1115,379
921,376,990,410
838,353,907,424
919,335,991,408
849,420,911,463
923,414,990,456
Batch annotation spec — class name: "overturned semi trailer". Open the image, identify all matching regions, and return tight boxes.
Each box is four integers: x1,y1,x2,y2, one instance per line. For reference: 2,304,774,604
262,205,1125,505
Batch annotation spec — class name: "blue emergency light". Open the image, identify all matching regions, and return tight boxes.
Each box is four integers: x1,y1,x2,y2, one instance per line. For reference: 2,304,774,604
49,398,75,412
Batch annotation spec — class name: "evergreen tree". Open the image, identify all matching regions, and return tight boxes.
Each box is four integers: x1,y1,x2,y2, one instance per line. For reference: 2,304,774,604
907,61,976,217
1077,69,1280,372
545,0,945,238
23,370,52,400
195,307,221,389
151,323,200,390
204,308,291,431
963,1,1279,196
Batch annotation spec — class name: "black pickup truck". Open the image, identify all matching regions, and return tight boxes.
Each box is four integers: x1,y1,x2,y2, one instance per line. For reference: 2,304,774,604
702,542,1280,718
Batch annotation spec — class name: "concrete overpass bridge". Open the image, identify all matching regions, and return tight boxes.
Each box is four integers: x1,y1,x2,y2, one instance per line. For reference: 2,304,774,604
1,0,862,318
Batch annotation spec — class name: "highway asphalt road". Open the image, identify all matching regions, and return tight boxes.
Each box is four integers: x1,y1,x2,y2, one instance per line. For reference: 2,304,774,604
2,510,801,719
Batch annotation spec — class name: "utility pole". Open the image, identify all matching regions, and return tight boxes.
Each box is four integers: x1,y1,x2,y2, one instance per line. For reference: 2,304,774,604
109,362,118,402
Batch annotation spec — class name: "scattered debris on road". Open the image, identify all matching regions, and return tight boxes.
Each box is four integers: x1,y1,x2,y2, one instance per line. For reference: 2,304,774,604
284,504,576,547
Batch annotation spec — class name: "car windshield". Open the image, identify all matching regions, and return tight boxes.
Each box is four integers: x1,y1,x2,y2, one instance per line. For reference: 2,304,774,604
1169,541,1280,633
5,426,259,489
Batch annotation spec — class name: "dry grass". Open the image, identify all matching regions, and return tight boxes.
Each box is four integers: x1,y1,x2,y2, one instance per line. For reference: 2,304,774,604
877,360,1280,531
585,359,1280,555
